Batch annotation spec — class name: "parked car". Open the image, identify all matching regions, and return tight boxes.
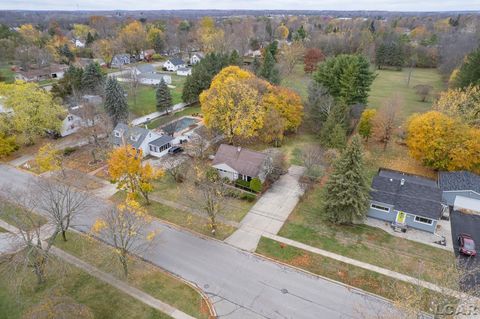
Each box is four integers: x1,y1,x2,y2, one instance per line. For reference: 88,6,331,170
168,146,184,154
458,233,477,256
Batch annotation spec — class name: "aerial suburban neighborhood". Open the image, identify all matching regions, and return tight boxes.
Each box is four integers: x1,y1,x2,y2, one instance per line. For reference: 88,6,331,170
0,1,480,318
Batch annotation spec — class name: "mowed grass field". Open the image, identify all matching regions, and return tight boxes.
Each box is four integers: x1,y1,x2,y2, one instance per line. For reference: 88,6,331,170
368,68,444,120
126,74,186,117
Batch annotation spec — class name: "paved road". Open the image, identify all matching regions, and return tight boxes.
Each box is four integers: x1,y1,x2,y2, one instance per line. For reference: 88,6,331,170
0,164,399,319
225,165,305,251
450,210,480,289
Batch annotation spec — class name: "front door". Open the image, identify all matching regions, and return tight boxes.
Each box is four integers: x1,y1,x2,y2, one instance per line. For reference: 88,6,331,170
396,211,406,224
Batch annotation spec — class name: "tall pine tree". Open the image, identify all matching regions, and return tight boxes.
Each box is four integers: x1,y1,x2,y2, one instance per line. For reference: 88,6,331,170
82,62,105,95
104,77,129,127
322,135,370,224
259,50,280,84
156,78,172,114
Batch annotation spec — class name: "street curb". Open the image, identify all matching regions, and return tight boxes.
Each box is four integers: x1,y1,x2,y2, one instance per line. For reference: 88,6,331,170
251,248,395,306
70,228,218,318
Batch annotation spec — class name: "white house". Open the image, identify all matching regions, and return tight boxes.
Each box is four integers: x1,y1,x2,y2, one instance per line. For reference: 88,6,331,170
148,135,175,157
60,111,84,137
163,57,186,72
15,64,68,82
110,123,162,157
190,52,204,65
74,39,85,48
138,74,172,85
176,67,192,77
212,144,270,182
111,54,131,68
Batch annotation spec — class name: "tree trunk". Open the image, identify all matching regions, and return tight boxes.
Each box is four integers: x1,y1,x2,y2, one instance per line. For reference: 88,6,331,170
61,229,67,241
120,254,129,278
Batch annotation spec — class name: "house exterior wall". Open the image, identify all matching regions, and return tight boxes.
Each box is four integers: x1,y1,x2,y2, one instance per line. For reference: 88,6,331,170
177,69,192,76
138,132,161,157
60,114,83,137
149,143,172,158
442,190,480,207
367,201,437,233
212,163,239,181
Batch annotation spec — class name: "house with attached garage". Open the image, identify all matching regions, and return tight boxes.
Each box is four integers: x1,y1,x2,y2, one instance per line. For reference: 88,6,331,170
111,123,162,157
163,57,186,72
368,169,446,233
131,64,172,85
176,67,192,76
438,171,480,214
212,144,271,183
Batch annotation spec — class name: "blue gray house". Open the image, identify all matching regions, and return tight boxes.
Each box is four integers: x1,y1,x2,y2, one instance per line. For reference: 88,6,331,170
367,169,445,233
438,171,480,208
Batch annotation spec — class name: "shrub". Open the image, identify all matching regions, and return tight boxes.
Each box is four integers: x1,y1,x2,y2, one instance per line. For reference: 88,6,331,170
151,53,162,61
235,179,250,189
63,146,77,156
249,177,263,193
240,193,256,202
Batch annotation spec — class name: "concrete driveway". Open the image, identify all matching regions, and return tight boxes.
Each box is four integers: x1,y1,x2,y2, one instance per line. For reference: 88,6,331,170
225,165,305,251
450,210,480,289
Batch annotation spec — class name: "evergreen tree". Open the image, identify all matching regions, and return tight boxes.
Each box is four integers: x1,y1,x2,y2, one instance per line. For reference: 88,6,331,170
259,50,280,84
305,81,334,133
104,77,129,127
322,136,370,224
314,54,375,105
82,62,105,95
182,52,230,103
375,41,404,70
252,56,261,75
86,32,95,47
455,48,480,88
320,103,348,148
156,78,172,114
58,44,74,64
229,50,242,66
153,33,165,53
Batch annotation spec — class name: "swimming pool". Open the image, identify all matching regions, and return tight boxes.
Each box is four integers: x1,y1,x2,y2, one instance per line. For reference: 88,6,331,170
161,117,199,133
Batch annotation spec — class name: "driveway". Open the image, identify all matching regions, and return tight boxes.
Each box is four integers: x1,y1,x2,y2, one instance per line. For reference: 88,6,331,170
225,165,305,251
0,164,399,319
450,210,480,289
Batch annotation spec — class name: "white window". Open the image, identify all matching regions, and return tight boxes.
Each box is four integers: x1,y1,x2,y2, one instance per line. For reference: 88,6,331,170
130,135,138,142
114,131,121,137
414,216,433,225
370,204,390,212
67,115,74,121
149,145,154,152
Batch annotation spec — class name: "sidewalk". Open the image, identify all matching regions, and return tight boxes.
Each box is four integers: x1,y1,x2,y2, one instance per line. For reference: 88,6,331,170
225,165,305,251
130,102,188,126
263,232,472,301
0,219,196,319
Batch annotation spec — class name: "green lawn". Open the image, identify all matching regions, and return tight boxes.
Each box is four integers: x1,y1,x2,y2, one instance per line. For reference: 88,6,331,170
151,171,254,223
0,227,7,232
111,191,236,240
281,64,311,100
126,75,186,117
0,202,47,230
256,237,453,312
147,105,201,129
0,255,170,319
278,184,454,283
0,65,15,83
368,68,445,120
54,231,210,319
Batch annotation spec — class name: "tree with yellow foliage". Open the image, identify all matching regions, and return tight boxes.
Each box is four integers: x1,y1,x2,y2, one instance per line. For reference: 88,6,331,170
107,145,164,204
200,66,266,143
119,21,147,55
275,25,289,40
0,81,65,145
435,85,480,127
72,24,94,41
198,17,225,53
18,24,42,45
35,143,64,175
92,199,155,277
406,111,480,173
262,86,303,132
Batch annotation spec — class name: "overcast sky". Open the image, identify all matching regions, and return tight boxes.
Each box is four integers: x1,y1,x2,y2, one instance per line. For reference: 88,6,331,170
1,0,479,11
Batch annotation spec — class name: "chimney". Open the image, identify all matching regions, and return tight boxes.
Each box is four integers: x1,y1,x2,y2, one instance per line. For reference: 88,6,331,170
400,178,405,186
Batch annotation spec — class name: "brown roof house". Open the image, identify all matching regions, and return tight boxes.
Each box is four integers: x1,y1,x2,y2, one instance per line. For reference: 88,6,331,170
212,144,271,182
15,64,68,82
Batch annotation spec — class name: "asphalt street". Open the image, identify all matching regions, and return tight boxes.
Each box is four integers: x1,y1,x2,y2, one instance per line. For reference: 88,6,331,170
0,164,400,319
450,210,480,290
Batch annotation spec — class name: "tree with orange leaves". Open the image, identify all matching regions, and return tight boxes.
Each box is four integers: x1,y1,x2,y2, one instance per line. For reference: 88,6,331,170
108,145,164,204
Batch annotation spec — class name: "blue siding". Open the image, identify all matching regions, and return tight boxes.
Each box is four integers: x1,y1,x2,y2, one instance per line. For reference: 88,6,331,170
442,190,480,206
367,201,437,233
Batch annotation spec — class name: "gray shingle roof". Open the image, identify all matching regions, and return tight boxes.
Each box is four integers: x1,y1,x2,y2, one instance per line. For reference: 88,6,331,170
371,175,444,220
149,135,174,147
110,123,150,149
378,168,437,187
167,57,185,66
212,144,267,178
438,171,480,194
135,64,155,74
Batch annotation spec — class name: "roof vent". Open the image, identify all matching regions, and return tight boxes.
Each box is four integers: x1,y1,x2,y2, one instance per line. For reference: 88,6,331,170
401,178,405,186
